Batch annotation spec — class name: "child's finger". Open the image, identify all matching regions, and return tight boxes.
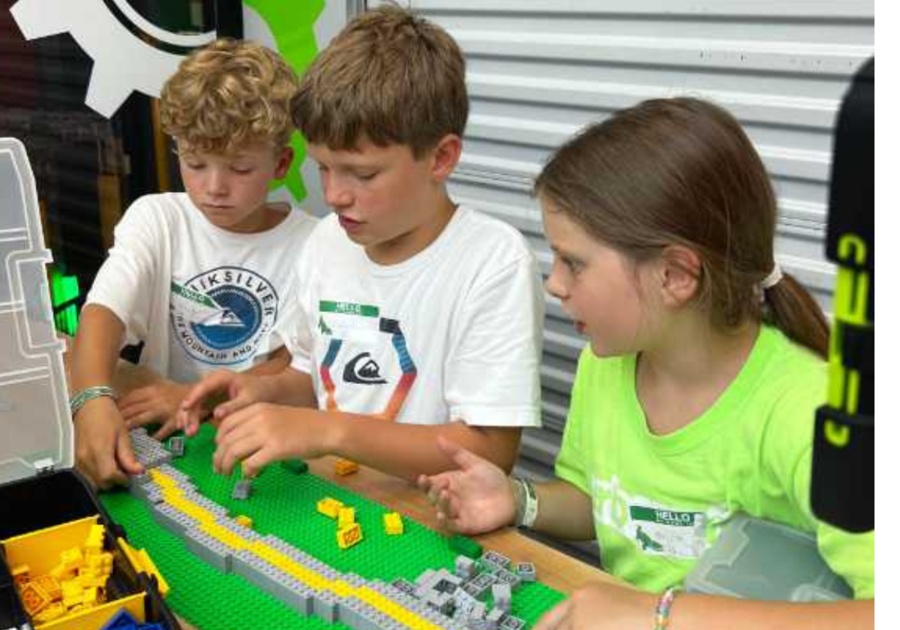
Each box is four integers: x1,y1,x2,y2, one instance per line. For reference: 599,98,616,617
181,370,232,411
152,417,179,441
115,430,144,476
212,392,254,420
436,435,484,471
213,431,259,475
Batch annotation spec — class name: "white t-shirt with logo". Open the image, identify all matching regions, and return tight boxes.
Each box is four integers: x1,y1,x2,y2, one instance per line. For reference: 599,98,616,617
281,206,543,427
86,192,317,383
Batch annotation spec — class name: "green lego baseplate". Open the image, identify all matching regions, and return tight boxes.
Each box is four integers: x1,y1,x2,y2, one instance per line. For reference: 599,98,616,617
100,424,565,630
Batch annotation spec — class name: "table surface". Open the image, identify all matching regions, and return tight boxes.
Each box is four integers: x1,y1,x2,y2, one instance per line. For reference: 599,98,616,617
67,345,620,630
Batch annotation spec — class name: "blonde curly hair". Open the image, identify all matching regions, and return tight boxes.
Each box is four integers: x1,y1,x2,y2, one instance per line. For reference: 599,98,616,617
160,38,299,154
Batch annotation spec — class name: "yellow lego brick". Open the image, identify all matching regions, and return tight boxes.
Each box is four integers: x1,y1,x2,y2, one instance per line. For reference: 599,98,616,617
317,497,344,519
334,458,360,476
383,512,404,535
36,574,61,600
83,586,101,608
83,524,104,554
11,564,30,587
59,548,84,572
60,579,84,609
337,522,363,549
32,601,67,624
234,515,254,529
19,581,52,615
337,507,356,529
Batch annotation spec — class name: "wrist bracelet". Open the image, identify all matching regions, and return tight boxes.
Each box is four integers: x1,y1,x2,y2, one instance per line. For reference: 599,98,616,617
70,385,117,420
653,585,681,630
512,476,539,528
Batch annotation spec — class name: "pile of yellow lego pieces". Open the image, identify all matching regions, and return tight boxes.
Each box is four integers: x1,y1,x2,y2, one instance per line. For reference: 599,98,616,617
317,496,364,550
11,523,114,625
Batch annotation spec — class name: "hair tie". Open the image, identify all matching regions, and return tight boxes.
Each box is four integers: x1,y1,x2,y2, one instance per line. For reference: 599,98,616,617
760,263,783,291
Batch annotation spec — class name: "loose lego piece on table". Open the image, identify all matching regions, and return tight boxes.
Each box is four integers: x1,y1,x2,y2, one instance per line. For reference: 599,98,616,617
514,562,536,582
337,522,363,549
449,534,483,559
338,506,356,529
317,496,344,519
383,511,404,535
334,458,360,476
235,515,254,529
492,583,512,612
282,458,309,474
167,435,185,457
232,478,253,500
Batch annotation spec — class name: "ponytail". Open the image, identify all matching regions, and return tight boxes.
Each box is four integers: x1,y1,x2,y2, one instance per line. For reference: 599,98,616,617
764,272,829,359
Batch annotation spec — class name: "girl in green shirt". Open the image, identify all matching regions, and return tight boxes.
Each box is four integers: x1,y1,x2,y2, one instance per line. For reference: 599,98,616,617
418,97,873,630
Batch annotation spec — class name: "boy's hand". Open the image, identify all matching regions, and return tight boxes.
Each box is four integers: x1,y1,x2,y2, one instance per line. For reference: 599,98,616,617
178,370,270,437
417,437,517,535
534,582,652,630
119,380,190,441
212,404,335,477
74,396,144,489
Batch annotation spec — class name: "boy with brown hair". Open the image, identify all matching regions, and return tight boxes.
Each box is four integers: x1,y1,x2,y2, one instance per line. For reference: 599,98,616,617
180,5,544,480
71,39,317,488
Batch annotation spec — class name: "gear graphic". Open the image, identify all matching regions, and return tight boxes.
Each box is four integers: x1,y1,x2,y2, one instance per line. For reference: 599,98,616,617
11,0,328,203
10,0,215,117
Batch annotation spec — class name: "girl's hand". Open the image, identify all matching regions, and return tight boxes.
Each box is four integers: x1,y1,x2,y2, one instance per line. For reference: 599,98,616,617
535,582,655,630
417,436,517,534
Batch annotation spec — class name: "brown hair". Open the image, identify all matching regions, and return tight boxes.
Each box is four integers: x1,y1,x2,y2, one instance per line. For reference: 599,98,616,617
535,97,829,358
292,3,468,158
160,38,299,154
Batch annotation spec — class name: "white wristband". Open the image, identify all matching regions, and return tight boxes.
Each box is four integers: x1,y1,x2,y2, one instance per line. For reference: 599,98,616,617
513,476,539,529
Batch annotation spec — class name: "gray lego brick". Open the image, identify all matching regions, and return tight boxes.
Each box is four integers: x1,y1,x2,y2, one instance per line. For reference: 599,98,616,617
481,551,511,572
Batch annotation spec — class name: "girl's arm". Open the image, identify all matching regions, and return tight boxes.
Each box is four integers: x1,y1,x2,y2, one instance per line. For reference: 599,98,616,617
535,582,872,630
530,480,596,540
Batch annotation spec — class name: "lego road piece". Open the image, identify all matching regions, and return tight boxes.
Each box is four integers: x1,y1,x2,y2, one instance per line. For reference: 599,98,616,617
383,512,404,536
335,458,360,476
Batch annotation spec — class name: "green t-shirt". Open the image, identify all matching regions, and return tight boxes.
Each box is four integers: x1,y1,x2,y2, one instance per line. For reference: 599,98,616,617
555,325,874,598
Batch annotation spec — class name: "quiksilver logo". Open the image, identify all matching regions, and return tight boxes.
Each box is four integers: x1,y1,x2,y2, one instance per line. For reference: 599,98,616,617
343,352,387,385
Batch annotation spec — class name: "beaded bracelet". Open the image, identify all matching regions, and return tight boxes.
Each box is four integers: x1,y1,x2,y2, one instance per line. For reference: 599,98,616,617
70,385,117,419
653,585,681,630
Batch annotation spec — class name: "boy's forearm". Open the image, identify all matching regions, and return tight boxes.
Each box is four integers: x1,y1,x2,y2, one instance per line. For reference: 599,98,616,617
70,304,125,392
328,415,521,480
668,595,873,630
263,366,317,407
246,346,291,376
531,480,596,540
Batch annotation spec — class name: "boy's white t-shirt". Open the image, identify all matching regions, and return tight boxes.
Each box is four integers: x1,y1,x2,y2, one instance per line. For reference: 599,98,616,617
86,192,317,383
282,206,544,427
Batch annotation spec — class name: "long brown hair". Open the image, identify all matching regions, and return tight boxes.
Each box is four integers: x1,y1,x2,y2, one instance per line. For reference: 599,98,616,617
535,98,828,358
